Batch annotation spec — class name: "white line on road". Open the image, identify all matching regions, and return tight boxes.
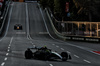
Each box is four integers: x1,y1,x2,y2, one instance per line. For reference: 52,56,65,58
26,3,32,40
74,55,79,58
52,44,55,45
61,48,64,50
7,49,10,52
6,53,9,56
49,64,53,66
4,58,7,61
8,47,10,49
9,37,13,45
1,62,5,66
66,51,71,54
16,32,26,34
83,59,91,63
56,46,59,48
26,3,29,39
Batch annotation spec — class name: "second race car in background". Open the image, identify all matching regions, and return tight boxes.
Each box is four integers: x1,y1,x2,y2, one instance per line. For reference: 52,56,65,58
14,24,22,30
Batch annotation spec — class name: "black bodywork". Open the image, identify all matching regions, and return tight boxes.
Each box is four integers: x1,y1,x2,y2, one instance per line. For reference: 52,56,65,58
25,47,71,61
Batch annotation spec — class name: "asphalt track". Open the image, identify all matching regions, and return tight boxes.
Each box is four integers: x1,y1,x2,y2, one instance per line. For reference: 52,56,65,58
0,2,100,66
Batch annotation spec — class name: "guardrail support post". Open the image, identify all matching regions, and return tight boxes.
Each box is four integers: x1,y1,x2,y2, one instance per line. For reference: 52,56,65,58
78,22,79,35
97,23,98,37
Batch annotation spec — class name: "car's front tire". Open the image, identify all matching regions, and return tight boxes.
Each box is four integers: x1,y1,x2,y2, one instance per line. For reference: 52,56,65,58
61,52,68,61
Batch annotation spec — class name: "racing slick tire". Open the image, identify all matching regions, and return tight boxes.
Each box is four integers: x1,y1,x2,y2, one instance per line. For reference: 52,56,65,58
25,50,33,59
61,52,68,61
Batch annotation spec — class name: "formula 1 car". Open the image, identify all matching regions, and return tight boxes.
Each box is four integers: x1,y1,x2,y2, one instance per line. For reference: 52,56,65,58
24,46,71,61
14,24,22,30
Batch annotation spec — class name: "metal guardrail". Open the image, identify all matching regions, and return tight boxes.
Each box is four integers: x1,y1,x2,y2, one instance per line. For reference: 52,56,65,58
45,8,100,42
0,1,11,34
45,8,67,41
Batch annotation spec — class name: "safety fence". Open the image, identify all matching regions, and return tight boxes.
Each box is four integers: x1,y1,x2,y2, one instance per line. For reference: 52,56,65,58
46,8,100,42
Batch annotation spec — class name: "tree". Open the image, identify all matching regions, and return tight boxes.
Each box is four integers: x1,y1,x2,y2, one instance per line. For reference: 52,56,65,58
73,0,96,21
54,0,69,21
40,0,48,9
47,0,54,11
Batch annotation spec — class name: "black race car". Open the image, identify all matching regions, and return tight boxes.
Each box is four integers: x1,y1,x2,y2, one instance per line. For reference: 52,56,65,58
24,46,71,61
14,24,22,30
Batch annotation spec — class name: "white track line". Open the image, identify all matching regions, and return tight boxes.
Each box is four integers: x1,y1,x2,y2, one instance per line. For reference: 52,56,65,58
9,37,13,45
49,64,53,66
26,3,32,40
83,59,91,63
52,44,55,45
8,47,10,49
6,53,9,56
4,58,7,61
7,49,10,52
66,51,71,54
74,55,79,58
1,62,5,66
56,46,59,48
61,48,64,50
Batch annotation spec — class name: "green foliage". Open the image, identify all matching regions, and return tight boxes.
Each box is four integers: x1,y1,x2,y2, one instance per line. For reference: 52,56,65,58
39,0,100,21
54,0,69,20
40,0,48,9
72,0,97,21
47,0,54,10
54,0,60,13
40,0,54,9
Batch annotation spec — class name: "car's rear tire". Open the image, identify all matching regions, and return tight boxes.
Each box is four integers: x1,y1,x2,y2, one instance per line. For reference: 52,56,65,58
61,52,68,61
25,50,33,59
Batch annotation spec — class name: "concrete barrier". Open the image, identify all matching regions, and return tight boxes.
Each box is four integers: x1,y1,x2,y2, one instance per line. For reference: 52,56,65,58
45,8,66,41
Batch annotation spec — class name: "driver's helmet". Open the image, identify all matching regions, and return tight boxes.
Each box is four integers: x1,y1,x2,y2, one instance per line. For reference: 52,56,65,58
44,45,47,48
41,45,47,50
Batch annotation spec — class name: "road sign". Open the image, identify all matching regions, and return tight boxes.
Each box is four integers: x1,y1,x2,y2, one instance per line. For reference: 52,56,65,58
65,2,69,12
